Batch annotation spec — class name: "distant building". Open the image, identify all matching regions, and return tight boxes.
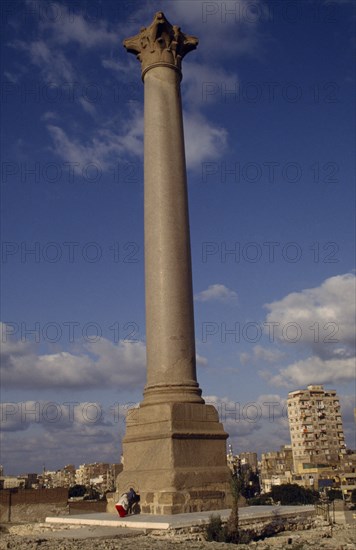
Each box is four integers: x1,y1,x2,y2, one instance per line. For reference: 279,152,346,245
260,445,293,493
239,452,258,473
75,463,122,493
340,472,356,500
23,473,39,489
76,463,110,486
0,472,38,490
54,465,76,488
340,452,356,473
0,476,27,489
287,385,346,474
226,445,258,474
226,444,238,473
40,470,57,488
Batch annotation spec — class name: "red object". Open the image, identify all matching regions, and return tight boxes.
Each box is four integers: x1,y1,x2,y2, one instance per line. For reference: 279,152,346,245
115,504,127,517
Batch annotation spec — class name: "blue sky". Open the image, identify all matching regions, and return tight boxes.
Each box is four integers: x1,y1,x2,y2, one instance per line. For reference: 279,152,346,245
1,0,355,474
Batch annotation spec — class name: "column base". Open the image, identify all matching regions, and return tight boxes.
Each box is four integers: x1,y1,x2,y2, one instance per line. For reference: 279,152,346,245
116,402,232,514
142,382,204,405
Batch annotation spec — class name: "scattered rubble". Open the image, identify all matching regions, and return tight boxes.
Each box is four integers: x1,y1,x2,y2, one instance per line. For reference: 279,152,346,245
0,521,355,550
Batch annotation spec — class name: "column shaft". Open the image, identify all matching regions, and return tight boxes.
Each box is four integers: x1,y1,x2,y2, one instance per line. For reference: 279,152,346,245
143,66,203,404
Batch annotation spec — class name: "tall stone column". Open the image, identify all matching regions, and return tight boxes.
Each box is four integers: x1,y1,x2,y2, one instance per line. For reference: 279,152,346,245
117,12,232,515
126,12,202,406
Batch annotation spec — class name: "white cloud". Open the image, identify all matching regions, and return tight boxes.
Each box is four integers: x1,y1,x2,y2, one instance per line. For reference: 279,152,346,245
9,1,119,98
203,393,290,454
166,0,265,59
4,71,21,84
204,395,263,437
0,398,126,471
240,345,285,366
266,356,355,388
27,1,118,49
339,395,356,447
1,398,146,472
78,97,97,115
0,327,146,390
253,346,285,362
181,66,232,169
194,283,238,303
264,273,355,355
11,39,76,84
47,103,143,171
339,394,356,423
0,423,120,474
115,0,266,79
182,61,238,106
8,0,269,174
102,58,138,77
10,2,231,172
47,101,227,174
261,273,356,387
196,354,208,366
184,112,228,169
41,111,57,122
0,401,112,433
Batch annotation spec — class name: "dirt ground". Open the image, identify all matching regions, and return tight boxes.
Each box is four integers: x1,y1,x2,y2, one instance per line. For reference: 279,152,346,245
0,521,355,550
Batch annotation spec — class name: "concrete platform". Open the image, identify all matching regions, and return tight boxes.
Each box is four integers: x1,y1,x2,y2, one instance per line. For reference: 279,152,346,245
46,505,315,530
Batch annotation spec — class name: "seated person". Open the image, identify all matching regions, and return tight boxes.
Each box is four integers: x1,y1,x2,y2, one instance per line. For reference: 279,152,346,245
115,487,140,517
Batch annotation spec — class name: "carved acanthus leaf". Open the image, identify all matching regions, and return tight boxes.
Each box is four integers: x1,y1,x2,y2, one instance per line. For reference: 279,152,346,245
123,12,198,76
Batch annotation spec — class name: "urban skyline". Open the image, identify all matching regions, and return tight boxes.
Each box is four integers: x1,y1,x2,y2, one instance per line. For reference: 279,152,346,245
2,386,355,501
0,383,353,476
1,0,355,474
2,383,355,505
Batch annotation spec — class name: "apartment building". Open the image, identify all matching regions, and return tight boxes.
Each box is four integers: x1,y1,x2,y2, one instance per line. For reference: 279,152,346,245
260,445,293,493
75,463,109,486
287,385,346,474
75,463,122,492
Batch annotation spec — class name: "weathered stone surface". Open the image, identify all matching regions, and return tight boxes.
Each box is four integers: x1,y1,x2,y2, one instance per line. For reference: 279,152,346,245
124,12,204,408
0,489,69,523
117,402,231,513
123,11,198,78
118,12,231,514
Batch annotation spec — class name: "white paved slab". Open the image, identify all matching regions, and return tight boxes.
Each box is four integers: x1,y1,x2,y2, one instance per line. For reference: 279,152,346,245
46,505,315,530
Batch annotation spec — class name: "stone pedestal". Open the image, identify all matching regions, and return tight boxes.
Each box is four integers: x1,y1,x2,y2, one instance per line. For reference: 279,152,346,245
118,402,231,514
117,12,232,514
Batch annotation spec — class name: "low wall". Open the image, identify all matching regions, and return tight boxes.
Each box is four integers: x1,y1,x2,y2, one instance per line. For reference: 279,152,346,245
69,500,107,515
151,507,318,540
0,488,68,522
105,492,116,514
0,491,11,522
237,508,316,538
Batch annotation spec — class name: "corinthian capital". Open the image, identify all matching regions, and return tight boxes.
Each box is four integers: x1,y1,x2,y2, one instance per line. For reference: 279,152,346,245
123,11,198,78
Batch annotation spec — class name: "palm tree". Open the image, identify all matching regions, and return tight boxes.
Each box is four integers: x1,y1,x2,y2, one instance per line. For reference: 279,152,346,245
226,471,243,543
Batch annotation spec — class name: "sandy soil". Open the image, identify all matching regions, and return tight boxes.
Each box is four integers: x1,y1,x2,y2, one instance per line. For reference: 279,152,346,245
0,521,355,549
